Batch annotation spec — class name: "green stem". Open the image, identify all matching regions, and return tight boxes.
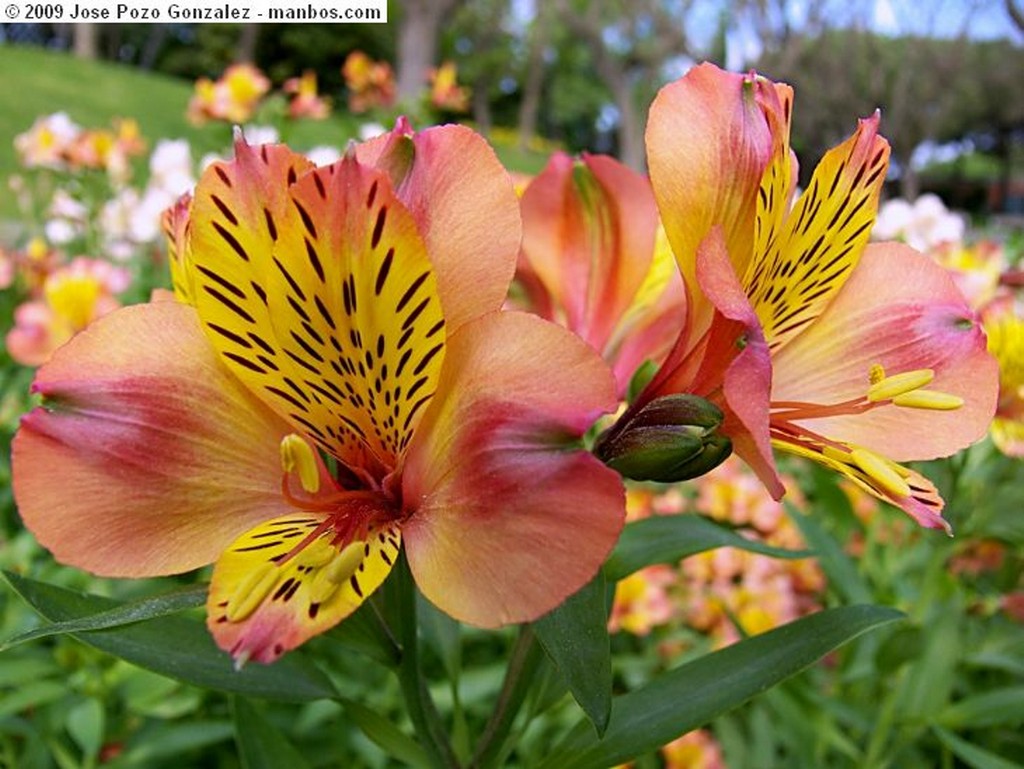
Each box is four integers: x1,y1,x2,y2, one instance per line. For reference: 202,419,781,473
469,626,545,769
394,553,460,769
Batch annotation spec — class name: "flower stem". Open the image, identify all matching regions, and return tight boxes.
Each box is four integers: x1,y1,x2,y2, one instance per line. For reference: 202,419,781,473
469,626,545,769
394,552,461,769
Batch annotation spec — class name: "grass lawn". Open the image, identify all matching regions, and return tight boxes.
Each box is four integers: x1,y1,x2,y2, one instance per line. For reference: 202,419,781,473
0,44,552,223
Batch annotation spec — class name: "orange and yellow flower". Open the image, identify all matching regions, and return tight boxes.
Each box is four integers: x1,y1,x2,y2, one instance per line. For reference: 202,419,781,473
187,64,271,125
429,61,470,113
13,122,625,664
5,257,130,367
342,51,396,113
631,63,997,530
284,71,331,121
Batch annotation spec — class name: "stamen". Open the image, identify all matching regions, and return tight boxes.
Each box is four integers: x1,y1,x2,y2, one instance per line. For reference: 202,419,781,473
310,540,366,603
868,363,886,384
226,563,279,622
866,369,934,402
280,434,320,493
892,390,964,411
850,447,911,498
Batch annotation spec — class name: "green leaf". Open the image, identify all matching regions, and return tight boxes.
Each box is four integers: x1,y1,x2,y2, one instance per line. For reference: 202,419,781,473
605,514,809,581
109,721,235,767
3,571,335,702
327,599,400,666
532,573,612,736
66,698,104,762
536,605,903,769
0,582,207,651
937,687,1024,729
336,696,432,769
234,697,312,769
784,502,872,604
932,726,1024,769
418,593,461,682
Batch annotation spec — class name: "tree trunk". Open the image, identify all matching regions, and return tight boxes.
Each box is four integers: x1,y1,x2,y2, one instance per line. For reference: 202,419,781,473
72,23,98,60
397,0,458,104
608,71,645,171
899,161,920,201
235,25,260,63
472,79,492,136
517,5,552,150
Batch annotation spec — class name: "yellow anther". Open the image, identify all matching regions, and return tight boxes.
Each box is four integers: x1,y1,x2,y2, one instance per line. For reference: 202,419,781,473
280,434,320,493
850,448,911,498
892,390,964,411
326,540,366,584
868,363,886,385
226,564,279,622
822,445,855,465
309,540,367,603
866,369,934,402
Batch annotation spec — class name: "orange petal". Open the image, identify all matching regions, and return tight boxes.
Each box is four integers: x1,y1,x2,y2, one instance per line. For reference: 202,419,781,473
646,63,774,335
12,302,292,577
520,152,659,355
357,121,520,331
208,514,400,664
401,312,624,627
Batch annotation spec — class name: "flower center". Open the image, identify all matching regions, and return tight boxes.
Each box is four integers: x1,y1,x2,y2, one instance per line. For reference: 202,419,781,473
276,434,400,565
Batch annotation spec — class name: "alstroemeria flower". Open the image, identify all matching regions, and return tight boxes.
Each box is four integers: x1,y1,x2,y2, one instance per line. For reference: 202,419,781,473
5,257,131,367
13,126,625,664
515,152,686,395
342,52,397,114
635,62,997,528
284,71,331,121
187,64,270,125
429,62,470,113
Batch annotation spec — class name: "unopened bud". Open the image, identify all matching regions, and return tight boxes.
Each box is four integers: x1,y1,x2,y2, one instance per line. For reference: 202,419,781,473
594,394,731,482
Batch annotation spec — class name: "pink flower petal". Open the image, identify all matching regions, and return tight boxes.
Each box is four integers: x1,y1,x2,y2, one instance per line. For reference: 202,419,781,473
520,152,658,354
401,311,624,627
771,243,998,461
12,302,293,577
357,121,520,332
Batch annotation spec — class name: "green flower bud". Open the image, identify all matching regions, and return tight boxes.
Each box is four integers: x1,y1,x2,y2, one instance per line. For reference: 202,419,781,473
594,394,732,482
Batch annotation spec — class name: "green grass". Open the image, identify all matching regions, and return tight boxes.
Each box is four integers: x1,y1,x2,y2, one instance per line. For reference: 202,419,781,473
0,44,552,223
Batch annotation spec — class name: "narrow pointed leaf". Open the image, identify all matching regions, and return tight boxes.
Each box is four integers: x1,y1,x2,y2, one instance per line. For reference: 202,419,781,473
784,502,873,604
326,599,401,666
536,605,903,769
605,514,809,581
532,573,612,736
937,687,1024,729
932,726,1024,769
233,697,313,769
0,578,206,651
3,572,335,702
336,696,433,769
